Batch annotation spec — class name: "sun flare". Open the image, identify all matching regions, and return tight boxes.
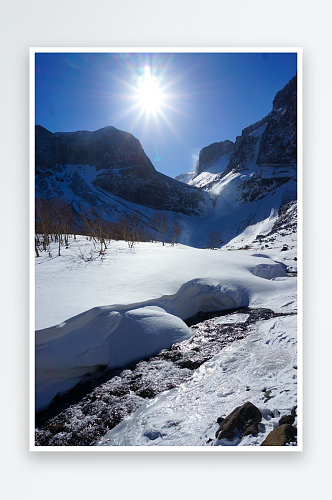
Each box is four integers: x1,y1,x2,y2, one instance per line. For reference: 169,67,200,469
137,65,164,113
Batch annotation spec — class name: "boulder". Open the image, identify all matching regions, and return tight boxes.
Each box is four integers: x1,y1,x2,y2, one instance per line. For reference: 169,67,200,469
278,414,295,426
260,424,297,446
215,401,262,441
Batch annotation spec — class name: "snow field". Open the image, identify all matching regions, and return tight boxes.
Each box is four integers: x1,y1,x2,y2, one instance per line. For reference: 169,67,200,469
35,238,297,414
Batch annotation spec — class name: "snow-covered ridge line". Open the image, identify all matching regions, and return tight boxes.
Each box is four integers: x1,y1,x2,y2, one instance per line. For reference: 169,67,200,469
35,249,294,412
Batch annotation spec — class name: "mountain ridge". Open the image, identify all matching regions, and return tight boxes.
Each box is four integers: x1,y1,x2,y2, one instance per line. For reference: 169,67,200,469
35,125,207,217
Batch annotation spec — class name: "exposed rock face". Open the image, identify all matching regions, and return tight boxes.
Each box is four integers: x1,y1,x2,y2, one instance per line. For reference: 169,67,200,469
35,125,206,216
272,75,297,110
194,140,235,176
187,74,297,185
183,75,297,233
35,125,64,172
54,126,155,173
257,94,297,165
231,76,297,169
260,424,297,446
226,133,261,172
215,401,262,441
233,115,270,152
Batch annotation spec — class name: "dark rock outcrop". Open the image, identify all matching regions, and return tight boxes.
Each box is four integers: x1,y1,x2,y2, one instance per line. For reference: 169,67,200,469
194,140,235,176
233,115,270,152
215,401,262,441
35,125,64,172
226,133,261,172
257,98,297,165
272,75,297,110
36,125,155,173
260,424,297,446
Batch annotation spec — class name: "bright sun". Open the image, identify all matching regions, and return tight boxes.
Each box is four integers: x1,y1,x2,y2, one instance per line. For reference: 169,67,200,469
137,65,163,113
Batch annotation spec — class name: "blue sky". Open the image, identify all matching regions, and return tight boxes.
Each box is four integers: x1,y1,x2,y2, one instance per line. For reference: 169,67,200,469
35,51,297,178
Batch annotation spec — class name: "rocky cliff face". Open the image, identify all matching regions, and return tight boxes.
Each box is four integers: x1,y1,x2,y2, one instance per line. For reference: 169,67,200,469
257,76,297,165
228,75,297,172
188,75,297,200
194,140,235,176
180,75,298,242
35,125,206,217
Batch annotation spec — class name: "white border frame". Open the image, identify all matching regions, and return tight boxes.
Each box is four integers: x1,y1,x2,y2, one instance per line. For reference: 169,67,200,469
29,47,303,452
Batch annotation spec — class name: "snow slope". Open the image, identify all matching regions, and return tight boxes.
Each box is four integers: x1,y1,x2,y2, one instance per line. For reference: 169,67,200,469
188,152,233,189
175,171,195,184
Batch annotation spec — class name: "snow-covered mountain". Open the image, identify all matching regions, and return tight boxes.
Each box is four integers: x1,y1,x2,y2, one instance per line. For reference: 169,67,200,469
35,75,297,250
35,125,207,218
176,75,298,245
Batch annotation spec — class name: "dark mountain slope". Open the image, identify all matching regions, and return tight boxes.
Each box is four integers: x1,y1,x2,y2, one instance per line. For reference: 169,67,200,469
35,125,207,216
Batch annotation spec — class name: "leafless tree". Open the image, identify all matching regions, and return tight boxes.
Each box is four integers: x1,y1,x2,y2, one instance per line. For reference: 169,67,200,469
115,214,141,248
80,207,109,254
35,235,40,257
208,229,224,250
170,218,183,246
50,198,73,256
35,197,52,251
150,213,169,246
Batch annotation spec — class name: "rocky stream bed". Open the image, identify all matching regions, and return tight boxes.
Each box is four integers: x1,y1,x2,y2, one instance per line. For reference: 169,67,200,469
35,307,295,446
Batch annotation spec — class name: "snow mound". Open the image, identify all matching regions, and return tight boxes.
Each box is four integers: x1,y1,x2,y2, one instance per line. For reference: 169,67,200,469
35,278,249,412
35,305,192,412
252,263,287,279
157,278,248,319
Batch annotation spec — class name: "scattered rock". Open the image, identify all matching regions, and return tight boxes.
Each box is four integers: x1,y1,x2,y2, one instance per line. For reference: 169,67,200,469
263,388,275,402
215,402,262,440
260,424,297,446
281,245,288,251
278,414,295,426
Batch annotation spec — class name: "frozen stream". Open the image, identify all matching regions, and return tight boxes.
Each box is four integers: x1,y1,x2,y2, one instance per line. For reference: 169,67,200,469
35,307,295,446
